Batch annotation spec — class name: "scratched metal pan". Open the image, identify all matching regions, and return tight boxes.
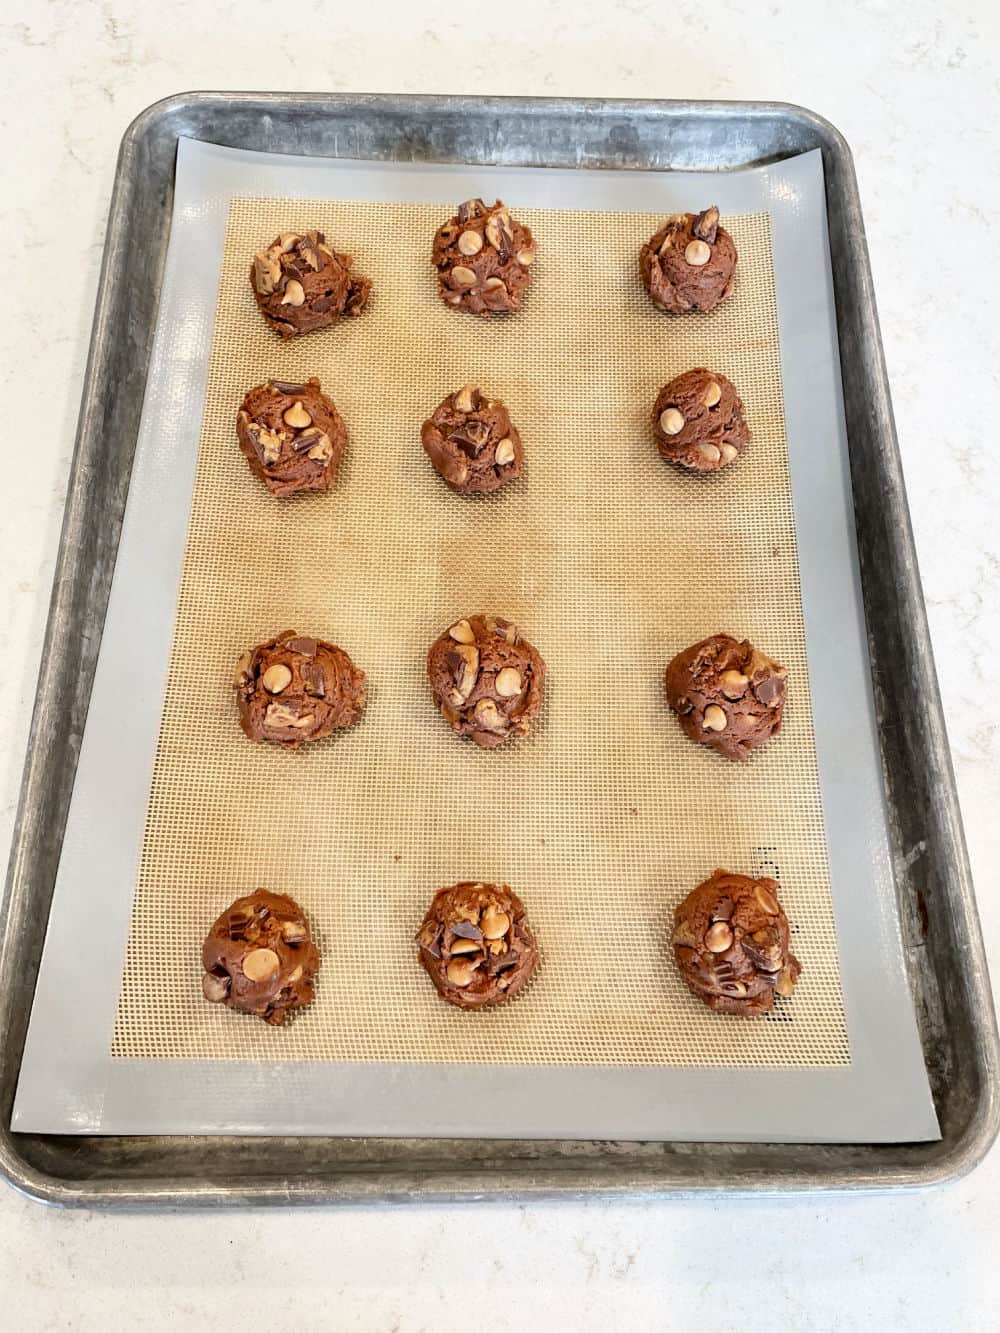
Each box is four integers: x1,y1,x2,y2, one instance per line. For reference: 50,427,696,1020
0,94,995,1206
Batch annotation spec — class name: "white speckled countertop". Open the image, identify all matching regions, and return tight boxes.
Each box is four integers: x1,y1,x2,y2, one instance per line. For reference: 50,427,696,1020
1,1,997,1327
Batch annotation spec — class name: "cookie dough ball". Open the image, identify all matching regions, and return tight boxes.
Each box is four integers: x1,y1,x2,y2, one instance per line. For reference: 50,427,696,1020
432,198,537,316
233,629,366,749
237,377,348,497
652,369,750,472
250,229,371,338
421,384,523,494
665,634,786,761
416,881,539,1009
427,614,546,749
640,206,737,314
202,889,320,1025
672,870,801,1016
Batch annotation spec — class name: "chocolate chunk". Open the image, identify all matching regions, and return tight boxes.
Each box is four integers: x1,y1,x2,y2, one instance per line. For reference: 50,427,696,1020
270,380,307,395
302,662,325,698
451,920,484,941
284,636,318,656
753,675,785,706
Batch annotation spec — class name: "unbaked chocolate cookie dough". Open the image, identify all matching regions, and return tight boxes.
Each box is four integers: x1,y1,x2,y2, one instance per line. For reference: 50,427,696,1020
652,368,750,472
249,229,371,337
665,634,786,761
201,888,320,1026
427,614,546,749
432,198,537,315
421,384,523,493
640,206,737,314
672,869,801,1016
416,881,539,1009
237,377,348,497
233,629,366,749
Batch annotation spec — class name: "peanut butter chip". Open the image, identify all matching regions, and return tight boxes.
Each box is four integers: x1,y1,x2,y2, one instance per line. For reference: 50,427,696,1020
720,443,739,464
495,667,522,697
283,400,312,428
660,408,685,435
280,280,306,306
697,444,722,464
242,948,280,982
684,239,711,267
202,973,229,1002
448,619,475,644
481,906,510,939
446,958,476,987
776,966,797,997
454,385,478,413
494,438,516,466
450,266,477,288
261,664,292,694
516,248,535,266
754,885,780,916
702,704,727,732
702,380,722,408
719,670,749,699
457,229,483,255
704,921,733,953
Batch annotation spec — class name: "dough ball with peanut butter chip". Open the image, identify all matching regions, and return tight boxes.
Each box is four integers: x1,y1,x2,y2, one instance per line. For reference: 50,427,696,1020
202,889,320,1026
421,384,523,494
432,198,537,316
665,633,786,761
416,881,539,1009
427,614,546,749
652,368,750,473
237,377,348,497
672,870,801,1016
640,206,737,314
233,630,366,749
249,228,371,338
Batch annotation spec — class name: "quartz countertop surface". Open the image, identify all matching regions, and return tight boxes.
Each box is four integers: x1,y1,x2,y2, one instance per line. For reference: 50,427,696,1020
1,1,998,1327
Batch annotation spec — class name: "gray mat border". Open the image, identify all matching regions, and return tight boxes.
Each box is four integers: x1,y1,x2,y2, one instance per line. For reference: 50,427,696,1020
11,140,938,1142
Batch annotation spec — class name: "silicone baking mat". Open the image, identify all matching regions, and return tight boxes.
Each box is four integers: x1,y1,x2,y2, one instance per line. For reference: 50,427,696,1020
12,140,938,1140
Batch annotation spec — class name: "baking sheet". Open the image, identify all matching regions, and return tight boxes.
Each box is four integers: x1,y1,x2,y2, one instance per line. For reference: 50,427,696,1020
11,139,938,1140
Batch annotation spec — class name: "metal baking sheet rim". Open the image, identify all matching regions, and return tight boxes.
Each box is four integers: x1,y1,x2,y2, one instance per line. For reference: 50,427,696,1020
0,94,995,1206
11,140,933,1143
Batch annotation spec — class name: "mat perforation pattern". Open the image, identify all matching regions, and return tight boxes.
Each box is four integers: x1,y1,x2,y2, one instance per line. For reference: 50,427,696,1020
112,198,848,1066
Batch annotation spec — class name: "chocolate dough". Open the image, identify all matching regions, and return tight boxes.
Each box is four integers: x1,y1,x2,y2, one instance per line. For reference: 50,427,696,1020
233,629,366,749
427,614,546,749
237,377,348,497
432,198,536,316
672,869,801,1016
249,229,370,338
665,633,786,760
421,384,523,494
640,206,737,314
416,881,539,1009
201,888,320,1025
652,368,750,472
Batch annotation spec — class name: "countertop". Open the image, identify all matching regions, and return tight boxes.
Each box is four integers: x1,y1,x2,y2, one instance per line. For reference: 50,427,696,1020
1,1,998,1328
